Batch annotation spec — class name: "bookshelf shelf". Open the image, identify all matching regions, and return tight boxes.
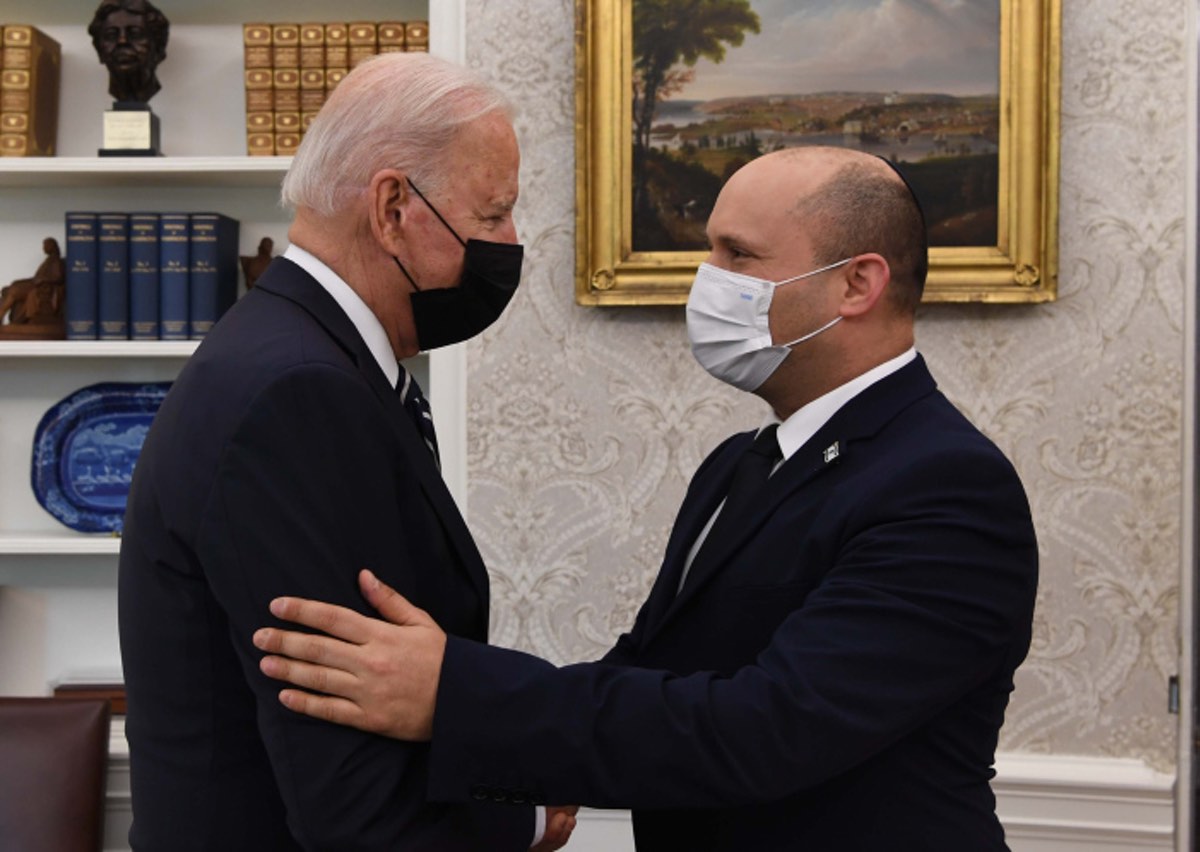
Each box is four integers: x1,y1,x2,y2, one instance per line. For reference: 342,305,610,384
0,531,120,555
0,157,292,188
0,340,198,357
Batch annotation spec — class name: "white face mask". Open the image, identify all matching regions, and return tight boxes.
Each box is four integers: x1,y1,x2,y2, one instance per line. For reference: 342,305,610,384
686,258,851,392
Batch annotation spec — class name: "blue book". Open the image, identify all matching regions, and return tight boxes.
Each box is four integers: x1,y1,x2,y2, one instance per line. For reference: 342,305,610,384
129,213,160,340
64,212,98,339
158,213,190,340
97,212,130,340
188,213,240,339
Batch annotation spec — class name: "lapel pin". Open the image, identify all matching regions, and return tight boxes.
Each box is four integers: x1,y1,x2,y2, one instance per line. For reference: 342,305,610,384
823,441,840,464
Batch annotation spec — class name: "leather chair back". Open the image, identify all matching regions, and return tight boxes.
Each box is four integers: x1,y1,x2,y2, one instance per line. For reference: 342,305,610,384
0,697,111,852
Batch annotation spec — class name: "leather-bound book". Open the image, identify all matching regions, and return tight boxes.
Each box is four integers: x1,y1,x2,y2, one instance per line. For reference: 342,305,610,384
0,25,60,156
348,22,377,66
377,22,405,54
242,23,272,69
324,23,349,68
271,24,299,68
299,23,325,68
404,21,430,52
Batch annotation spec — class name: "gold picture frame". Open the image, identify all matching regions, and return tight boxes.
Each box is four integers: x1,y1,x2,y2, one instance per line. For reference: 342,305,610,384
575,0,1061,306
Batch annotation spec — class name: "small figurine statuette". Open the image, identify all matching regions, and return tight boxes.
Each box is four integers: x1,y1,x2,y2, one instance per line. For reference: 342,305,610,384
0,237,67,339
240,237,275,290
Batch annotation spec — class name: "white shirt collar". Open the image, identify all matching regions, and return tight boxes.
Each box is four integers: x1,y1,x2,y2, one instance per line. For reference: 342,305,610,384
772,347,917,460
283,244,401,389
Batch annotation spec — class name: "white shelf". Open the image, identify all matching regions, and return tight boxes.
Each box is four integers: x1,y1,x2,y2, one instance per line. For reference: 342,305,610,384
0,341,198,357
0,157,291,188
0,532,120,556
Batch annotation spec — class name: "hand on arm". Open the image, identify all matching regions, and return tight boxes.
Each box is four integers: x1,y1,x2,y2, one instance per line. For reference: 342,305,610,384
254,569,445,740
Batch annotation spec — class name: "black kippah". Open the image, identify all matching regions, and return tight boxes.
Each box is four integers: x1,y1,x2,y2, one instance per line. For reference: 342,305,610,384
874,154,928,234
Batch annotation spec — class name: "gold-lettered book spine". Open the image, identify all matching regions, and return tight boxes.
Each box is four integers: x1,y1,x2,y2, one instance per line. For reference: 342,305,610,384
300,66,324,135
272,67,300,111
404,21,429,52
242,23,271,69
377,22,405,54
300,68,325,113
324,23,349,68
299,23,325,68
271,24,300,68
272,65,300,153
325,67,347,96
274,131,301,156
347,22,377,67
247,131,274,156
243,23,272,155
244,66,272,154
0,24,61,156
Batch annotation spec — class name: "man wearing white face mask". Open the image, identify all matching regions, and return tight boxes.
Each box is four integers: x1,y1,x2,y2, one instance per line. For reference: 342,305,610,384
252,146,1038,851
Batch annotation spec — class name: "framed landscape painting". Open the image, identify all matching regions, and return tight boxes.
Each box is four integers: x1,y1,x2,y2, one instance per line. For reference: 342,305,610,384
575,0,1061,305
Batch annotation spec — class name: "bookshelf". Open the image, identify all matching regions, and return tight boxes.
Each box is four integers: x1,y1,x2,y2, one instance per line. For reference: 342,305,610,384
0,0,464,706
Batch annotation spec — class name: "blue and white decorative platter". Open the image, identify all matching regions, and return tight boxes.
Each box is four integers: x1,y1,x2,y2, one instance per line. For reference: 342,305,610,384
31,382,171,533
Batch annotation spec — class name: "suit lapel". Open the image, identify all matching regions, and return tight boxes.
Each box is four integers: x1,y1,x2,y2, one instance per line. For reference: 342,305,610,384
254,260,492,607
641,443,747,630
652,357,938,635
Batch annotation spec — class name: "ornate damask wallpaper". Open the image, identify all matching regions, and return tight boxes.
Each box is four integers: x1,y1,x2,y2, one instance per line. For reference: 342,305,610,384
464,0,1188,770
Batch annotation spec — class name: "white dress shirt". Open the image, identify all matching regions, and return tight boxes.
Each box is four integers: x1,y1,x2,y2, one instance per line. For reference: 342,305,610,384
283,244,400,386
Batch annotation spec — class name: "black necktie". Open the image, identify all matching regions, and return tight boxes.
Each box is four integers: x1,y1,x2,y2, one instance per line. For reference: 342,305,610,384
694,424,781,563
398,367,440,468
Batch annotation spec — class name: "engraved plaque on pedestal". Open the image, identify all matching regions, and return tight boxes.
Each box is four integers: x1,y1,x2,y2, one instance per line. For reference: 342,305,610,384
99,101,161,156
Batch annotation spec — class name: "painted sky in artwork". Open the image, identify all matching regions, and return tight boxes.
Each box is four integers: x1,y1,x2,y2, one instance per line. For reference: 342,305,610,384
681,0,1000,100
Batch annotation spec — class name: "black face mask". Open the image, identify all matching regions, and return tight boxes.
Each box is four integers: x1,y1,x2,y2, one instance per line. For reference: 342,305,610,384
394,178,524,351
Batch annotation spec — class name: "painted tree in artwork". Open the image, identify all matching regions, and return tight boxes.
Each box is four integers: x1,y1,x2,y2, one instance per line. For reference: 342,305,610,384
631,0,760,218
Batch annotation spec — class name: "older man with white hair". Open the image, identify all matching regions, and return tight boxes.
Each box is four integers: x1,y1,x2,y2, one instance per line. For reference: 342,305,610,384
119,53,572,851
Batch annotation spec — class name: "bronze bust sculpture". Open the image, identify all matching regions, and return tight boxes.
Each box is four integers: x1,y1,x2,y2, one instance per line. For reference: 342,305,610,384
88,0,170,105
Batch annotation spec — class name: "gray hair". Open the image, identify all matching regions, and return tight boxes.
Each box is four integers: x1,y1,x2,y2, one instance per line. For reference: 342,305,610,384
280,53,513,217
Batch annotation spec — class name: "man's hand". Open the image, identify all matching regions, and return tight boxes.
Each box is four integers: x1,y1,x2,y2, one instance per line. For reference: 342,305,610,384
253,569,445,740
532,806,579,851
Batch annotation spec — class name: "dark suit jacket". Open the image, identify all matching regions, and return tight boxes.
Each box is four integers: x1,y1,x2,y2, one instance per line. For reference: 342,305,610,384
426,356,1037,851
119,258,532,851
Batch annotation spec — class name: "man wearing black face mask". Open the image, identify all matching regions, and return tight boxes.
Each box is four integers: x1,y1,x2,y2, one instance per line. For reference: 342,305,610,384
118,53,573,851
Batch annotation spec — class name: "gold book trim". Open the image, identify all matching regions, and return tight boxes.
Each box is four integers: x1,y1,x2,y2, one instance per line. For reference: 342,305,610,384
243,24,272,45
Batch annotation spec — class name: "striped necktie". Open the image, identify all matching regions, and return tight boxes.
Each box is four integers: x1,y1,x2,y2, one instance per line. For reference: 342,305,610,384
398,367,440,469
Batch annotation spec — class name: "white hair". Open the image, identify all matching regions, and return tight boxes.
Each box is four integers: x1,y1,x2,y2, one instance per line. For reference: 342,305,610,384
280,53,514,217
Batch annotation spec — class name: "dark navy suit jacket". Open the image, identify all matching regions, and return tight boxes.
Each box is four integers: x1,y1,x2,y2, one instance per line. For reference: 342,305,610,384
119,258,532,851
427,356,1037,851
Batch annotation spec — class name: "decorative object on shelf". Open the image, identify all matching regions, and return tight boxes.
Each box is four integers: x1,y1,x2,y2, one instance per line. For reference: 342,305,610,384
188,212,239,339
98,212,130,338
31,381,171,533
90,0,170,156
240,236,274,289
0,237,66,339
242,19,430,155
0,24,61,156
65,213,99,339
62,209,243,341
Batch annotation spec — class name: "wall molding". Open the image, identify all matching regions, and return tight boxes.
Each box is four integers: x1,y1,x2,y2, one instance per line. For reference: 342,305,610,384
101,737,1178,851
994,753,1176,850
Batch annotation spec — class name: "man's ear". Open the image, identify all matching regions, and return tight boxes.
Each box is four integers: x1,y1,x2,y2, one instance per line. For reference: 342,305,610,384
838,253,891,317
367,169,410,255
